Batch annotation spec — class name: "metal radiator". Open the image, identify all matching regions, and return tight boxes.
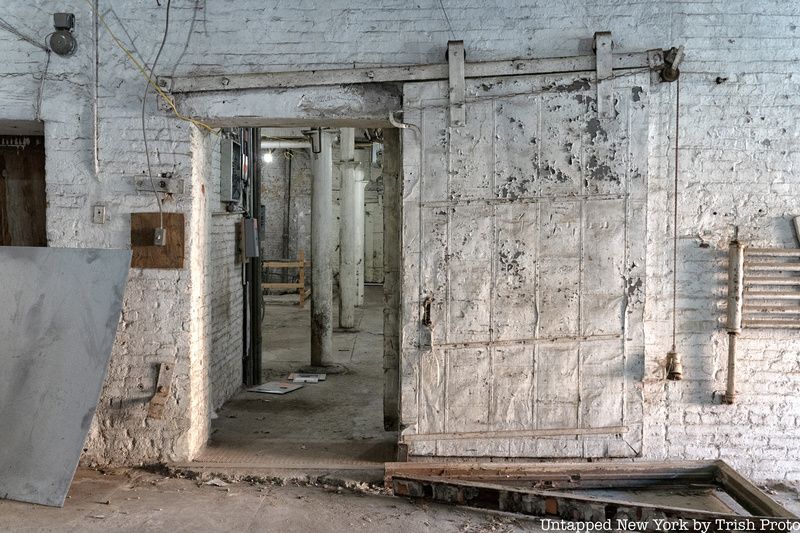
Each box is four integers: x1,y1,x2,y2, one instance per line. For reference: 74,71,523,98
743,247,800,329
723,243,800,404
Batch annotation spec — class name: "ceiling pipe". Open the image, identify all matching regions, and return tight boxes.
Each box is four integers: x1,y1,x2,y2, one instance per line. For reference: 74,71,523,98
261,139,376,150
261,139,311,150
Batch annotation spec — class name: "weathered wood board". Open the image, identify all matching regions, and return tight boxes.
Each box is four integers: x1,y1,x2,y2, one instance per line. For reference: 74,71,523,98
386,460,798,529
0,136,47,246
131,212,185,269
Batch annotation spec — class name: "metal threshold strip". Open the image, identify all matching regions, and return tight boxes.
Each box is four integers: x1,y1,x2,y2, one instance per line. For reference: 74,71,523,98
159,50,664,94
385,460,798,532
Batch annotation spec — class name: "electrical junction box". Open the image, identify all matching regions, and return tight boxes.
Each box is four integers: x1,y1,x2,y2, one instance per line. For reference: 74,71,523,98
92,205,106,224
220,137,243,203
241,217,260,259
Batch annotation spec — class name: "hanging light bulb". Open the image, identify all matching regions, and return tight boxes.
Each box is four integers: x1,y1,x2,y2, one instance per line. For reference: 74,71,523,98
262,150,274,163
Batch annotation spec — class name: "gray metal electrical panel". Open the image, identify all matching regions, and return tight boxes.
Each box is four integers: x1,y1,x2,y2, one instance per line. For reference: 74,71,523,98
220,136,242,203
242,217,260,258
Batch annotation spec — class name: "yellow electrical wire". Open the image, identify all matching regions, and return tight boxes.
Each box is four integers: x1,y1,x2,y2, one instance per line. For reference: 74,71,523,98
84,0,217,134
87,2,340,143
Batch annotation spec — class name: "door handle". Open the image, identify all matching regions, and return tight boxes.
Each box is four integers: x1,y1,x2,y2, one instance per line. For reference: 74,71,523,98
422,296,433,327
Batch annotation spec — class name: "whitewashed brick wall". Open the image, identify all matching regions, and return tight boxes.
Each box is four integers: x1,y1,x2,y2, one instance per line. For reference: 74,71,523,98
1,0,799,480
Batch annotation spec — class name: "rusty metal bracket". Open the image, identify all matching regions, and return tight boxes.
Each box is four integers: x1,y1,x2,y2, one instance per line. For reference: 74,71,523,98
648,49,665,85
594,32,613,119
447,40,466,127
147,362,173,420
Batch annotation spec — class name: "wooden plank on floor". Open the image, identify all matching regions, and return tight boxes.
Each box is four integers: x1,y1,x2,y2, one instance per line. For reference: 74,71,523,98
384,460,721,489
716,461,796,518
391,474,800,525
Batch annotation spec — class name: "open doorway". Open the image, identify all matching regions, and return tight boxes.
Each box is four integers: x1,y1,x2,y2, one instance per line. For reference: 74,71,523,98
196,126,400,479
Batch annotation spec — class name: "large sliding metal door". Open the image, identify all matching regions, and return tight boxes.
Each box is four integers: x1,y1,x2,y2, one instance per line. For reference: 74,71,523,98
400,70,649,458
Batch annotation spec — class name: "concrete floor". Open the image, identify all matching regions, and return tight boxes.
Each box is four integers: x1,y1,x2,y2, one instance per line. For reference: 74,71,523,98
0,286,539,531
0,468,542,532
4,469,799,533
175,285,396,482
4,288,800,531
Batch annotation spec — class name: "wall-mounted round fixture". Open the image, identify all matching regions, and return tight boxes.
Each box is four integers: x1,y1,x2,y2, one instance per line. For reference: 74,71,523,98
49,13,77,57
262,150,274,163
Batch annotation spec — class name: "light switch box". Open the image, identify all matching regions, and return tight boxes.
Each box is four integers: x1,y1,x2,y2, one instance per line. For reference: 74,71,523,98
92,205,106,224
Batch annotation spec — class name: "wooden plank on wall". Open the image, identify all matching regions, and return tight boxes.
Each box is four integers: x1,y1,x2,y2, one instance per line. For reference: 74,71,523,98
0,136,47,246
131,212,185,269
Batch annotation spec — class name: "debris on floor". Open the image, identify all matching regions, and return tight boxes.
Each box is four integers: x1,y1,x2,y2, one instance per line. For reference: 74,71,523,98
288,372,327,383
1,467,544,532
248,381,304,394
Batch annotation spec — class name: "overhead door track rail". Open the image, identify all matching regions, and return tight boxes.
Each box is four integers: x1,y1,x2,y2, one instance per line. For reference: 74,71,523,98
159,34,679,94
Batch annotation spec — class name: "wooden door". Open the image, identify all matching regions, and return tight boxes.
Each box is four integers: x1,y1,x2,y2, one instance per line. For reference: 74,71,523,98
0,136,46,246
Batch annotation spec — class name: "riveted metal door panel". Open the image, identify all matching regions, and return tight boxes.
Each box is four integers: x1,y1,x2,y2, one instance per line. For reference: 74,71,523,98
400,71,648,458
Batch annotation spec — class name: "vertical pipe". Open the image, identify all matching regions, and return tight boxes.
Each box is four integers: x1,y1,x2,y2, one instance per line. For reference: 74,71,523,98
241,129,250,382
92,0,100,177
309,130,334,367
282,150,292,284
725,239,744,404
249,127,263,383
382,129,401,431
339,128,357,328
354,148,369,306
282,150,292,282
